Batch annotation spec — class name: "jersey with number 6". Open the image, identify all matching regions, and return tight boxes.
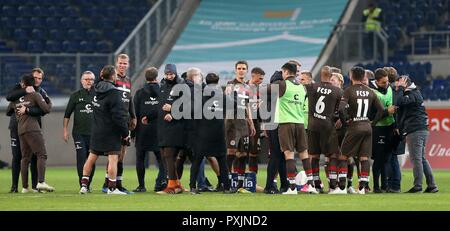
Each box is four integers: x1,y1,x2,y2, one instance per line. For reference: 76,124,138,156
341,84,384,130
305,82,343,131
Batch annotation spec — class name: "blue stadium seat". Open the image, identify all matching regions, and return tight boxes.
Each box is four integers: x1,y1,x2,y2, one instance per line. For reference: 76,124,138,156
2,6,17,17
48,6,64,17
60,17,75,29
30,17,44,28
99,18,116,30
388,35,398,49
106,6,119,17
406,22,418,35
1,17,16,30
122,6,138,16
138,7,150,17
384,11,397,26
424,62,432,75
31,28,45,40
0,44,13,53
64,6,78,18
86,29,100,41
73,18,84,29
18,5,33,16
435,24,448,31
414,39,430,54
429,0,444,13
85,7,100,18
415,0,429,10
16,40,28,51
413,13,425,27
421,84,432,100
62,40,79,53
396,11,410,25
435,85,448,100
431,34,445,47
32,6,44,17
80,41,95,53
46,17,61,28
377,0,390,10
49,29,65,41
68,29,86,41
27,40,44,53
15,17,31,28
14,29,28,40
45,44,62,54
426,10,439,25
96,41,111,53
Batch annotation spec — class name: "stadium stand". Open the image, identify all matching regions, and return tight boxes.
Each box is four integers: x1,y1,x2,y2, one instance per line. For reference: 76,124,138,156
358,0,450,100
0,0,154,95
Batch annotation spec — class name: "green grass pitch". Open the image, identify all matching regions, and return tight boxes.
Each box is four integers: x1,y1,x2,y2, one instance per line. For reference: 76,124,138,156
0,167,449,211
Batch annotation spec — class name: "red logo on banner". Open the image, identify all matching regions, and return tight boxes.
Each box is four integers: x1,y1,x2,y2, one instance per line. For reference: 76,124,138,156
427,109,450,131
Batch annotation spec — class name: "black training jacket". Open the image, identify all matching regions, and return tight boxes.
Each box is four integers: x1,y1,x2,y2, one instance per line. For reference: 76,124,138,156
134,82,160,151
90,80,129,152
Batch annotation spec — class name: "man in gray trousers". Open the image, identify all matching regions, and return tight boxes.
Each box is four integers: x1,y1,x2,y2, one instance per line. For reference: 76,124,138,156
394,75,438,193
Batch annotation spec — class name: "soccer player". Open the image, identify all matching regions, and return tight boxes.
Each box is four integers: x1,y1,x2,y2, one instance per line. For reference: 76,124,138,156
299,71,313,85
8,74,53,193
133,67,167,192
224,60,256,193
272,62,316,194
330,72,357,193
247,67,265,175
80,65,130,195
336,66,384,194
368,68,396,193
156,64,186,194
6,67,49,193
102,54,136,194
304,66,343,193
63,71,96,191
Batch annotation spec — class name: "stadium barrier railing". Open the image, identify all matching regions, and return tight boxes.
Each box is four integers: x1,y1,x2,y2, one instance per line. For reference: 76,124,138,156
334,23,388,64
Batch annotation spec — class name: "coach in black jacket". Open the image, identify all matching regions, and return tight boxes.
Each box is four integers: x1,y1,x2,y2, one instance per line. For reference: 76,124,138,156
156,64,186,194
79,65,129,195
132,67,167,192
394,76,438,193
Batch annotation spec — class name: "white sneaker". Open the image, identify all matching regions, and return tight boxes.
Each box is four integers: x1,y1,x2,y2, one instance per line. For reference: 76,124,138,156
300,184,319,194
282,188,298,195
358,188,366,194
36,182,55,192
21,188,30,193
329,188,346,194
79,186,88,194
107,188,127,195
347,186,356,194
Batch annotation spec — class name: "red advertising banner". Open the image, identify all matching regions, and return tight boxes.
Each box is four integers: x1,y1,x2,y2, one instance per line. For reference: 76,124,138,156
403,131,450,169
402,109,450,169
427,108,450,131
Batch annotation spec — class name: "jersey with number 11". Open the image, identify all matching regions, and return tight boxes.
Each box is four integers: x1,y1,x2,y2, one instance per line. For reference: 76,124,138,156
342,84,382,127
